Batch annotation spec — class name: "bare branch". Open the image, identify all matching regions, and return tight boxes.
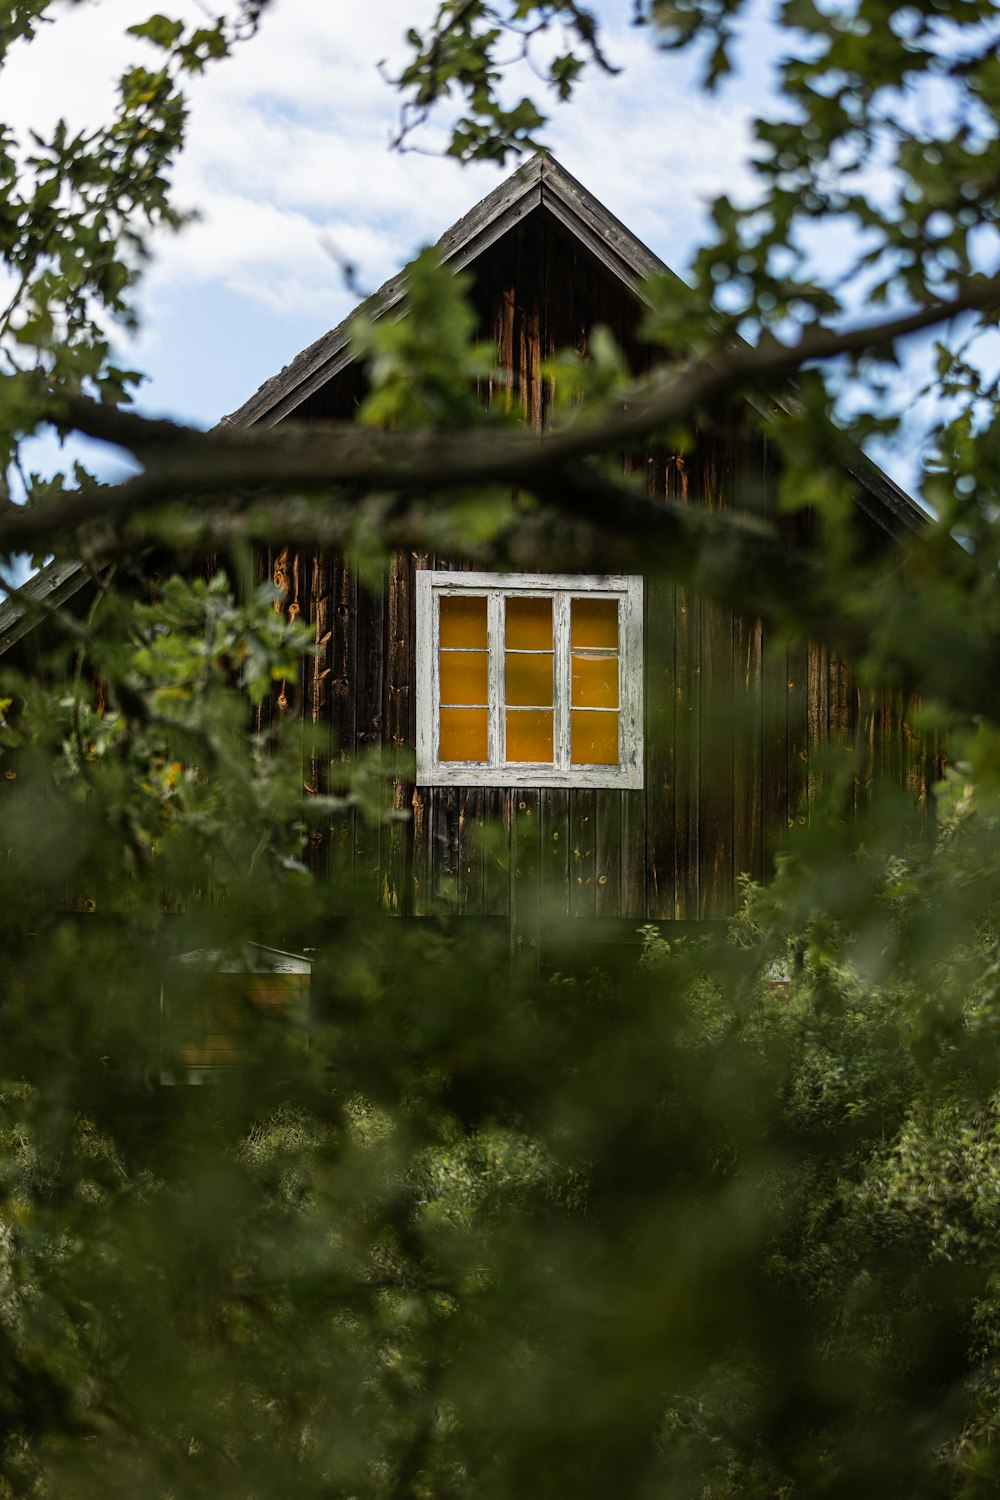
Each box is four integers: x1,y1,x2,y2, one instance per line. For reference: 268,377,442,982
2,271,997,722
20,455,994,724
12,268,994,563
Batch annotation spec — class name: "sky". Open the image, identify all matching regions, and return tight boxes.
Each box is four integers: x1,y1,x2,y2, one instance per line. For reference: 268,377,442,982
2,1,770,417
0,0,938,499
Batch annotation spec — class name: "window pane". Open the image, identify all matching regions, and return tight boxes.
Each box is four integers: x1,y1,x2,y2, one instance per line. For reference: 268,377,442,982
505,596,552,651
440,594,487,649
440,650,488,706
571,653,619,709
571,597,618,651
440,707,488,762
506,709,554,763
505,651,553,707
571,710,619,765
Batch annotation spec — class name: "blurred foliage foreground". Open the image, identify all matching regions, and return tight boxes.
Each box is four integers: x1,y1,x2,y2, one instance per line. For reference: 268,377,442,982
1,576,1000,1499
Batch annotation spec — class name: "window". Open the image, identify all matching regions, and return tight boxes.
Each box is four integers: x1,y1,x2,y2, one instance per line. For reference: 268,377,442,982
415,572,643,788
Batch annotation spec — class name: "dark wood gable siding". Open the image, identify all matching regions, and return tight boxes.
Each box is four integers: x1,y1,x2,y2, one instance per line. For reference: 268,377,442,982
265,205,931,929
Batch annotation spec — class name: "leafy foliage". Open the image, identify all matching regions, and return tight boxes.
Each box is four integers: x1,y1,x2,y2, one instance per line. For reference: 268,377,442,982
7,713,1000,1495
389,2,616,161
1,1,1000,1496
0,2,271,511
351,249,495,429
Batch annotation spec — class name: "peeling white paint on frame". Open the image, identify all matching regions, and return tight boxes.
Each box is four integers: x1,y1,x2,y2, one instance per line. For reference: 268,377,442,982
415,571,643,789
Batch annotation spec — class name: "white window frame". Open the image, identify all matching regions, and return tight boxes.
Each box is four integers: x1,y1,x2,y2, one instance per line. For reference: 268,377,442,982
415,571,643,789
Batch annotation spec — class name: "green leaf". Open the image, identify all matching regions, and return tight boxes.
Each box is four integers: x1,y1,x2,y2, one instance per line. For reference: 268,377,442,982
126,14,185,50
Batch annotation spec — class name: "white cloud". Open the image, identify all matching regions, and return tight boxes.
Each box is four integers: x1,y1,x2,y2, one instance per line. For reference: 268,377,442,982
6,0,764,294
3,0,966,507
543,22,761,270
3,0,770,423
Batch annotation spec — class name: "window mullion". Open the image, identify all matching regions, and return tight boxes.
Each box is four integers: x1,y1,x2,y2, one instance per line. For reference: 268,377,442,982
554,592,571,771
429,583,440,767
488,590,503,767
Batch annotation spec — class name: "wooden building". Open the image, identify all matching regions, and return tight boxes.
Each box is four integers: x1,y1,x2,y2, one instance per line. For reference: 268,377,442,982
0,156,931,952
225,155,929,940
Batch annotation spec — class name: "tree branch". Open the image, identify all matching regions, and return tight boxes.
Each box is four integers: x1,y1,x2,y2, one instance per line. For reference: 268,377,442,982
9,268,993,562
4,275,1000,718
12,454,992,724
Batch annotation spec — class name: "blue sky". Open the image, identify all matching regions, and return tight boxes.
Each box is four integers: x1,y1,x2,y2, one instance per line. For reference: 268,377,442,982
1,0,952,502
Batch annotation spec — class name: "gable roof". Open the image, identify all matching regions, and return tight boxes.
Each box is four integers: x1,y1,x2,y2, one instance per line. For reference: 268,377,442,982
220,153,925,540
0,154,926,654
221,153,675,432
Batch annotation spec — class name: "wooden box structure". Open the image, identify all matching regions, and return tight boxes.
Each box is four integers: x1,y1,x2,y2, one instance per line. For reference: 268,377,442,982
160,944,311,1084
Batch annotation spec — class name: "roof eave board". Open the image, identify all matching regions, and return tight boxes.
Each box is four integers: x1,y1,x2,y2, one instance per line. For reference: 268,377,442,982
0,559,92,655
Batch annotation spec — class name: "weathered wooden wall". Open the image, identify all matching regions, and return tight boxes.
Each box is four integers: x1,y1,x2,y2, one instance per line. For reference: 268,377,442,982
266,207,932,934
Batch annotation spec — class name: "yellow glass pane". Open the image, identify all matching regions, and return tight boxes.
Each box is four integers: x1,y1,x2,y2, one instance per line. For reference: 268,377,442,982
505,651,553,707
571,597,618,651
440,707,488,762
571,710,619,765
571,653,619,709
440,594,487,649
506,709,554,763
440,650,488,706
505,596,552,651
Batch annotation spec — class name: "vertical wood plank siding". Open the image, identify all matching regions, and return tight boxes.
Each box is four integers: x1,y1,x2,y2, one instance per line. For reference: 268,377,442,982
281,207,932,921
